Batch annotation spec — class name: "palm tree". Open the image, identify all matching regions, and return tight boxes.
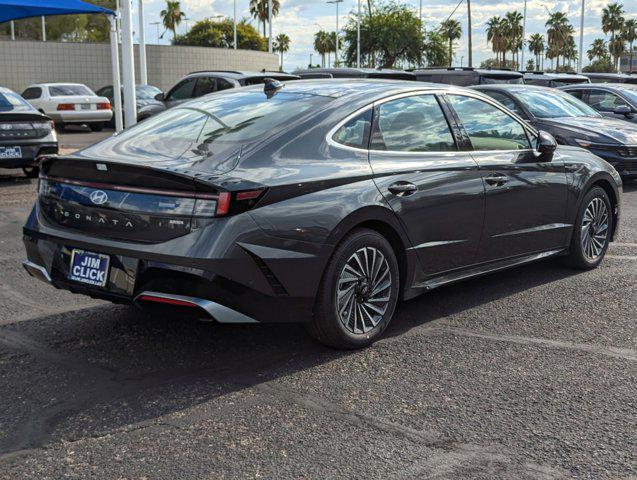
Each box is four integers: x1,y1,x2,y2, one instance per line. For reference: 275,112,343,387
313,30,330,68
505,11,523,69
274,33,290,71
602,2,625,70
623,19,637,72
528,33,545,71
160,0,186,42
440,19,462,67
546,11,569,70
249,0,281,38
588,38,608,61
486,16,507,67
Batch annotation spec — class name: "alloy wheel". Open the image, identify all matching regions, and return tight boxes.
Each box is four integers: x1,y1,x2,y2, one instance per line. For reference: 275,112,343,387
336,246,392,334
581,197,609,261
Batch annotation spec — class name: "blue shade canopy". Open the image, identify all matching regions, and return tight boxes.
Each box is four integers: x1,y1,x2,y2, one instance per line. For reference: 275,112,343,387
0,0,114,24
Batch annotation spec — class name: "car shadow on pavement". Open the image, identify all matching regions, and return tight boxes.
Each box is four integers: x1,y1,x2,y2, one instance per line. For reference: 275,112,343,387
0,257,581,459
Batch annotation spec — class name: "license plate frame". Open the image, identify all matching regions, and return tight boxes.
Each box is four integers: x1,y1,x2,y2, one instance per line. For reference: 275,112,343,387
0,146,22,159
68,249,110,287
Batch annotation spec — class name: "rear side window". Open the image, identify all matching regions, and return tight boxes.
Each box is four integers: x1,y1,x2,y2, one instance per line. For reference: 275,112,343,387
587,90,630,112
49,85,93,96
166,78,196,101
447,95,531,151
371,95,456,152
193,77,216,97
21,87,42,99
481,91,527,118
333,109,372,149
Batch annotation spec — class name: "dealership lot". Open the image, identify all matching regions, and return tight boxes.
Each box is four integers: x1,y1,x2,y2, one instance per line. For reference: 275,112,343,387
0,148,635,478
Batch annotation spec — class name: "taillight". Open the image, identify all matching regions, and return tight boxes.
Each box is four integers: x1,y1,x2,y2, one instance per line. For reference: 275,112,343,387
214,189,265,217
57,103,75,111
97,102,111,110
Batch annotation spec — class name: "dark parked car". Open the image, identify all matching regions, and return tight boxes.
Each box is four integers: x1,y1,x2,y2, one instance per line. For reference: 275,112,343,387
560,83,637,123
155,70,300,109
23,80,621,349
413,67,523,86
474,84,637,178
0,86,57,178
584,73,637,84
522,71,590,87
294,67,415,80
95,84,164,126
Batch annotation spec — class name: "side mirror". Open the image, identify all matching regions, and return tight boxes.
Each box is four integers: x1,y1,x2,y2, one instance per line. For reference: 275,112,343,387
536,130,557,161
154,92,165,101
613,105,632,117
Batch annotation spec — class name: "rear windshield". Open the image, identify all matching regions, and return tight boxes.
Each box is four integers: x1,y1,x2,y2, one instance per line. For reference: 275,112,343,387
480,76,524,85
136,85,162,99
0,91,34,112
552,79,589,87
49,85,94,96
106,90,331,159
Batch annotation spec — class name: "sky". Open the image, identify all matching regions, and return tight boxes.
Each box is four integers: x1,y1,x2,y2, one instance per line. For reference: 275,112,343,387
131,0,637,71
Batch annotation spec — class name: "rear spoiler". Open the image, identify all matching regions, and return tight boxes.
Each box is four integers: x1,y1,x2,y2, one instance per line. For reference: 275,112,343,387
0,112,51,122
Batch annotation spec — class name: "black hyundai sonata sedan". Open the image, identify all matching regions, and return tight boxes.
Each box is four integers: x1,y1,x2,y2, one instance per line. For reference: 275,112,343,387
23,79,622,348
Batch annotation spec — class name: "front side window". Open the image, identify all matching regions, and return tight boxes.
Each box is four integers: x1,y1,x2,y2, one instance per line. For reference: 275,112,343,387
481,91,527,118
166,78,196,101
371,95,456,152
447,95,531,151
512,88,600,118
587,90,630,112
193,77,216,97
21,87,42,99
49,84,94,96
333,109,372,149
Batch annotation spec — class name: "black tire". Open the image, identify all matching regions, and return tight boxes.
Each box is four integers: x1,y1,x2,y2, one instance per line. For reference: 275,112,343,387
564,186,612,270
22,166,39,178
306,228,400,349
90,122,104,132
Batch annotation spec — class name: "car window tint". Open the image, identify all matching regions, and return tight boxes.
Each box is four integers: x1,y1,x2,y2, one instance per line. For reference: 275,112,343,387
193,77,216,97
566,89,584,99
447,95,531,151
49,85,94,96
21,87,41,99
587,90,630,112
512,88,600,118
333,109,372,149
216,79,234,91
481,91,527,117
371,95,456,152
167,78,196,101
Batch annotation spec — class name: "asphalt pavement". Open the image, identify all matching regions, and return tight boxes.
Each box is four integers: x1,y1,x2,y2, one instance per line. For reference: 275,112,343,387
0,139,634,478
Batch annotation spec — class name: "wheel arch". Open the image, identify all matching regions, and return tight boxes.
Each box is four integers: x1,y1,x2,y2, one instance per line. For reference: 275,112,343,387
576,173,620,241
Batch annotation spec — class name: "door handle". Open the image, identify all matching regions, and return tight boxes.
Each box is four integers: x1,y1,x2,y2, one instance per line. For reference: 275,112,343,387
388,182,418,196
485,174,509,186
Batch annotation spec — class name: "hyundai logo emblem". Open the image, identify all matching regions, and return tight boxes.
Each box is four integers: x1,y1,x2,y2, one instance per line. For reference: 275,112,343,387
89,190,108,206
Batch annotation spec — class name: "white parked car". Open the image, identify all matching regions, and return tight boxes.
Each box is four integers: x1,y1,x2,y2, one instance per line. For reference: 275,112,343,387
21,83,113,132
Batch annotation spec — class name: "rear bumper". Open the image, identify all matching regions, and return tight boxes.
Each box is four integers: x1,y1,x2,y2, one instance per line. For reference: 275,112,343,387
48,110,113,123
0,142,58,168
22,204,330,323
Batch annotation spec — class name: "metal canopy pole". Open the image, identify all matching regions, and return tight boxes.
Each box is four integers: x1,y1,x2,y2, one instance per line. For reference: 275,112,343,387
233,0,237,49
138,0,148,84
578,0,585,73
268,0,272,53
120,0,137,128
41,16,46,41
109,14,123,132
357,0,361,68
521,0,527,69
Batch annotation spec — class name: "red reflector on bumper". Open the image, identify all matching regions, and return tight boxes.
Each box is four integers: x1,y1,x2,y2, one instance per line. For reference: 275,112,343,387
137,295,198,308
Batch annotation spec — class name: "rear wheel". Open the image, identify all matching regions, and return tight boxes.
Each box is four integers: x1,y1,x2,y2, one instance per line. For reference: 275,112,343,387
564,186,612,269
89,122,104,132
306,228,399,349
22,166,39,178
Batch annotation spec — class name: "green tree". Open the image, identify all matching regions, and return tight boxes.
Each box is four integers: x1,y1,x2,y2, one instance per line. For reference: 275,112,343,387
249,0,280,38
439,19,462,67
161,0,186,42
602,2,625,70
341,2,423,68
587,38,609,61
526,59,535,71
505,11,524,68
624,19,637,72
486,16,507,67
528,33,545,70
546,11,573,70
174,18,265,51
423,30,449,67
313,30,330,68
274,33,291,71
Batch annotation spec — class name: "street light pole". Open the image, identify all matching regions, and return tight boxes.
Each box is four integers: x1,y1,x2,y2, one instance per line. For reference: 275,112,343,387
41,17,46,42
521,0,527,70
10,21,14,40
578,0,585,73
268,0,273,53
138,0,148,85
467,0,473,68
327,0,343,67
357,0,361,68
233,0,237,49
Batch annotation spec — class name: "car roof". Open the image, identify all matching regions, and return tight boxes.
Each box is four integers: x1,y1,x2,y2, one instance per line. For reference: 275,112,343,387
414,67,522,77
561,82,637,91
29,82,89,87
185,70,299,80
522,71,589,80
294,67,415,77
0,86,16,94
472,84,556,93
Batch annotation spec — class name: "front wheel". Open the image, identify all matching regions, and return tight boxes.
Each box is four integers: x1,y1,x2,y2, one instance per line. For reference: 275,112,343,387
564,186,612,270
306,228,400,349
